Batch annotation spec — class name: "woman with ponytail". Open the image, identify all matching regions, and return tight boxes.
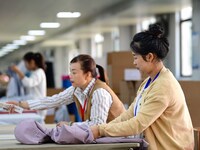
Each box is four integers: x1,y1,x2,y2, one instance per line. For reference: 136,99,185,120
11,52,47,119
91,24,194,150
9,54,125,126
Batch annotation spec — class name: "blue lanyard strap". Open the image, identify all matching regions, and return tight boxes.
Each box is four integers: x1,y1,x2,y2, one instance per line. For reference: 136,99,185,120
144,71,160,89
134,71,160,116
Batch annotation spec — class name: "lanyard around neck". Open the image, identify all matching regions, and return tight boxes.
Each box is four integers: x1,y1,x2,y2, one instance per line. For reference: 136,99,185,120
79,79,96,121
80,99,87,121
134,71,160,116
144,71,160,89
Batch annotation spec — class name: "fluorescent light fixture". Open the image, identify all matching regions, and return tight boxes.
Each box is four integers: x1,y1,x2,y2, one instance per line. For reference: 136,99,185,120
28,30,46,36
2,48,15,52
3,44,19,50
94,34,104,43
57,12,81,18
0,53,6,57
0,52,8,57
13,40,27,45
40,22,60,28
21,35,35,41
0,50,9,56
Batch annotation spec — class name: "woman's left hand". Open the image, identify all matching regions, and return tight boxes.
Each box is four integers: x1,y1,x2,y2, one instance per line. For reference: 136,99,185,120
90,125,100,139
10,65,25,79
11,65,20,73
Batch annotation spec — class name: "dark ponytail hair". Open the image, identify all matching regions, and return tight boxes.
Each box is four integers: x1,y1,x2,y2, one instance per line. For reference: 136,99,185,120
70,55,109,84
70,54,97,78
96,64,106,82
130,23,169,60
96,64,109,85
23,52,46,70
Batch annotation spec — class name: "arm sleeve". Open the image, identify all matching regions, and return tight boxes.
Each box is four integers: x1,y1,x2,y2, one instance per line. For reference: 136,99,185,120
87,88,112,126
99,85,169,137
21,69,44,88
108,102,135,124
108,80,146,124
27,86,75,110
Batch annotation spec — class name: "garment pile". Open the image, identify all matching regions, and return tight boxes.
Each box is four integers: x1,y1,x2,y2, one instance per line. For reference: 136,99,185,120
14,119,148,149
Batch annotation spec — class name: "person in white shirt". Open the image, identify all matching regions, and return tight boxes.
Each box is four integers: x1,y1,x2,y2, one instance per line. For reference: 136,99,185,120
8,54,125,126
11,52,47,120
6,60,29,98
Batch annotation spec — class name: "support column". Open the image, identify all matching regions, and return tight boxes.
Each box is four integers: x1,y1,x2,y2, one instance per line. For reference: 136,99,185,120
118,26,132,51
164,13,180,78
96,32,113,69
192,0,200,80
53,47,69,88
79,39,91,55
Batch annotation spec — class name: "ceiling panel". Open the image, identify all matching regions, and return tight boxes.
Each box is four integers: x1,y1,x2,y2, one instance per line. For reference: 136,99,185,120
0,0,123,43
0,0,192,58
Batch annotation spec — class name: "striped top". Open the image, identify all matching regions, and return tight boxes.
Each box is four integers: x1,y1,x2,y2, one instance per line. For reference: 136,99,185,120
27,78,112,126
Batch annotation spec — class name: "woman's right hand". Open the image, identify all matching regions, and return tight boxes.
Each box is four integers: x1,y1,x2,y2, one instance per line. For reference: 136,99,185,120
5,101,19,113
91,125,100,139
6,101,19,106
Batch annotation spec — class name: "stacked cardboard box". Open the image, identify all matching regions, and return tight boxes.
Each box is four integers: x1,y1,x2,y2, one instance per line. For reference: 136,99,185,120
194,127,200,150
120,80,142,106
45,88,64,123
107,51,135,94
179,81,200,127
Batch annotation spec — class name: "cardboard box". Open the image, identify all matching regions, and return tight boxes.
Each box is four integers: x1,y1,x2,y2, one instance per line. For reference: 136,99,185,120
194,128,200,150
47,88,64,96
107,51,136,93
179,80,200,127
120,80,142,106
119,81,135,106
107,65,125,94
107,51,135,67
45,88,64,123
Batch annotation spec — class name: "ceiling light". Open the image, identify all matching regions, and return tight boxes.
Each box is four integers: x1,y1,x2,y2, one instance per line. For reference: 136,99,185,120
13,40,27,45
57,12,81,18
3,44,19,50
28,30,46,36
2,48,15,52
0,49,10,56
21,35,35,41
40,22,60,28
94,34,104,43
0,52,7,57
0,52,9,57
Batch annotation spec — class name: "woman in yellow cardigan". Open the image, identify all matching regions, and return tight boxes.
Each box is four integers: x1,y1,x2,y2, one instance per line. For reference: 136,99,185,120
91,24,194,150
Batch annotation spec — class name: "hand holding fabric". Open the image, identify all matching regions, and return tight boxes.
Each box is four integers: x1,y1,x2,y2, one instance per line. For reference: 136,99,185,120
6,101,19,113
90,125,99,139
11,65,20,73
10,65,25,79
